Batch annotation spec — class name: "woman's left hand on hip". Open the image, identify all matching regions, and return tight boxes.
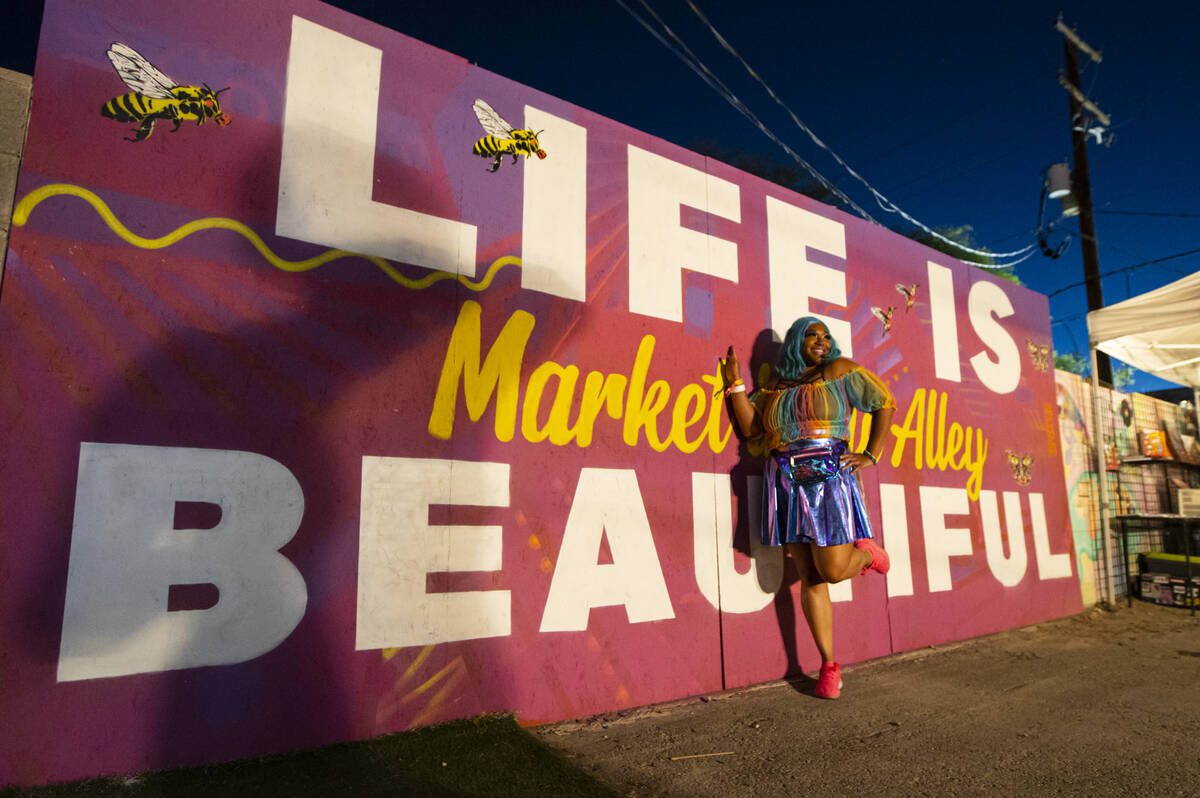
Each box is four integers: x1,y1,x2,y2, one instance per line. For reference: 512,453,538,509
841,452,873,472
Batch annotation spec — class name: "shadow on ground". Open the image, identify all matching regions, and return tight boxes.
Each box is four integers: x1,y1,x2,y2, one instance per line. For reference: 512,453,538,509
1,715,617,798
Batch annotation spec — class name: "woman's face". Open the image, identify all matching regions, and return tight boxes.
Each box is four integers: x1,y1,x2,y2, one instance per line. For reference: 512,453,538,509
801,323,832,366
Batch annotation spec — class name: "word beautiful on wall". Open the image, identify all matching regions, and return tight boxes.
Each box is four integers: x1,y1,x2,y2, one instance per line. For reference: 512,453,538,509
59,439,1070,683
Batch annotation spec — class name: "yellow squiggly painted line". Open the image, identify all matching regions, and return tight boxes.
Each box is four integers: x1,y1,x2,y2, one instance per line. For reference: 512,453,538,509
12,182,518,292
402,645,434,678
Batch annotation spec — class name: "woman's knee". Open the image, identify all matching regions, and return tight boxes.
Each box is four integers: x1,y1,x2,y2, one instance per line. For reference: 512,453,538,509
787,544,824,584
814,562,848,584
812,544,856,583
801,564,826,584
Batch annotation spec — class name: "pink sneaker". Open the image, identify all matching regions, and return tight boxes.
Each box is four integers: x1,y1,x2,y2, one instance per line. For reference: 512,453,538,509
855,538,890,575
815,662,842,699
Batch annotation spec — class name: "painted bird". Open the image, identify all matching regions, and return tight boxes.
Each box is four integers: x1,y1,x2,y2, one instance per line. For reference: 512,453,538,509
871,305,895,337
895,283,919,311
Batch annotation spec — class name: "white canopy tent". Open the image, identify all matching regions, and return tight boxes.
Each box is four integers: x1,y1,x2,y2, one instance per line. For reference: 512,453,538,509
1087,270,1200,390
1086,269,1200,602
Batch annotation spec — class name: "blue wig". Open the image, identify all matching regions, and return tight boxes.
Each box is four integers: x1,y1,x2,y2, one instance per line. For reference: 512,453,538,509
776,316,842,379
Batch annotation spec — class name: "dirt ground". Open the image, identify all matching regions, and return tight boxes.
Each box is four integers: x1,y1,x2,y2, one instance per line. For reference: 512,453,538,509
534,600,1200,797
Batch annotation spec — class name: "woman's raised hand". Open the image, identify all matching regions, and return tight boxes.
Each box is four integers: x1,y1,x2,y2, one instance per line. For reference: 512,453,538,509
722,346,741,386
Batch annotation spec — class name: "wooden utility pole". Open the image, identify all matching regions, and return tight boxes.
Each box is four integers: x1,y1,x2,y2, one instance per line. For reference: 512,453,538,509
1059,18,1117,604
1059,19,1112,384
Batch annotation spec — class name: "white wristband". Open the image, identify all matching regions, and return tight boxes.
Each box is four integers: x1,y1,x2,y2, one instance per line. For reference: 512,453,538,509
728,383,746,394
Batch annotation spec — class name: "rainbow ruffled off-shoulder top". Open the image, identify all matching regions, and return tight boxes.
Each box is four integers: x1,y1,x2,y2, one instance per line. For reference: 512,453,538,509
750,366,895,452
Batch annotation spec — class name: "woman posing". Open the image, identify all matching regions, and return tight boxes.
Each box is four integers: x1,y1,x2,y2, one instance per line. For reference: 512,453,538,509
723,316,896,699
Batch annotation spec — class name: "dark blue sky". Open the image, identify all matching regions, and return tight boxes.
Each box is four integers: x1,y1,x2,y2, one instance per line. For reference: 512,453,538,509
6,1,1198,392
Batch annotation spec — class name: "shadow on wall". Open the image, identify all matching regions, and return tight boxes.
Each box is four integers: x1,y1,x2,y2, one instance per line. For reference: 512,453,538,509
723,327,821,678
728,327,783,556
10,151,535,778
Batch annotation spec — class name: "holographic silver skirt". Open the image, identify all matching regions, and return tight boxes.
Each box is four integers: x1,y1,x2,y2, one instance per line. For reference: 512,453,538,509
761,438,875,547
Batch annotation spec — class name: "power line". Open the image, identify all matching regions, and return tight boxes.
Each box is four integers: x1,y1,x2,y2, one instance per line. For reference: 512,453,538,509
614,0,1036,267
856,65,1053,173
879,91,1062,200
1096,209,1200,218
1046,246,1200,297
1051,318,1087,356
1065,229,1191,279
1052,309,1088,324
1092,239,1184,275
1097,173,1199,208
683,0,1038,266
889,142,1033,205
613,0,876,222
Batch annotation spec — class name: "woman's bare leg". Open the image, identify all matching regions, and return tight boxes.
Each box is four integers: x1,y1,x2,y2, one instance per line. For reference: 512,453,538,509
788,543,834,663
810,541,871,584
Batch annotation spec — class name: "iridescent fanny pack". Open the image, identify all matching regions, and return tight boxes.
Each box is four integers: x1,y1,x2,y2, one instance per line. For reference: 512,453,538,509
776,439,846,487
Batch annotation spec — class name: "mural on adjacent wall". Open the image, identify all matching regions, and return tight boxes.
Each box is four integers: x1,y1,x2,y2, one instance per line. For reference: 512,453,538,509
1,0,1081,787
1053,369,1200,609
1055,370,1100,605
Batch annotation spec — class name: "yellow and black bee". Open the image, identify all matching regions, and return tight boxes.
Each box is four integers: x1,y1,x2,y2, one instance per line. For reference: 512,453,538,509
471,98,545,172
101,43,230,143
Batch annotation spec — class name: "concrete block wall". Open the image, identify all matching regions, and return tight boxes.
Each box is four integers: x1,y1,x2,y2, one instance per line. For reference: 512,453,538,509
0,67,33,287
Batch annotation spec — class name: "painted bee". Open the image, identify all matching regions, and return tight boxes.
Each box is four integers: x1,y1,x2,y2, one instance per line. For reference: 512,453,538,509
101,43,230,143
471,98,545,172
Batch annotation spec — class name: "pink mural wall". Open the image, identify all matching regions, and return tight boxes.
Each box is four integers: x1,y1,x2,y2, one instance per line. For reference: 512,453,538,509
0,0,1081,786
